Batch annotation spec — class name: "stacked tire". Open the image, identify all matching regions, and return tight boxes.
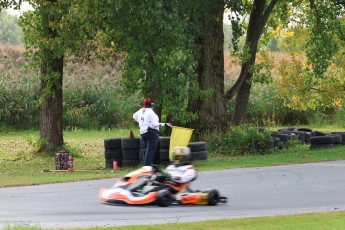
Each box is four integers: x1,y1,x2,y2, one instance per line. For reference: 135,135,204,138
331,132,345,145
159,137,170,165
104,138,122,168
188,142,208,161
121,138,140,167
310,136,334,149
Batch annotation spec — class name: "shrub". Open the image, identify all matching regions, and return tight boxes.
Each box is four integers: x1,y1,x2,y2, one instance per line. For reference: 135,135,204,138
210,126,272,155
0,73,40,129
63,84,139,129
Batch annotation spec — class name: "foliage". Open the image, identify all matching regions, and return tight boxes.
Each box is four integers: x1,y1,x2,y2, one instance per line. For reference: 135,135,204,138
210,125,272,155
305,0,344,78
63,84,138,130
27,135,47,152
0,0,21,11
0,73,40,128
274,50,345,111
0,10,23,44
0,69,137,129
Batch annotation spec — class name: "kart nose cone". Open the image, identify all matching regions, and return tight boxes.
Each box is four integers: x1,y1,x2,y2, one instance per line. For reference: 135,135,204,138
99,187,109,202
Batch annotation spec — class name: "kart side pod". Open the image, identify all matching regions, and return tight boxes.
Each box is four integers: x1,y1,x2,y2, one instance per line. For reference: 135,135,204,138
176,189,227,206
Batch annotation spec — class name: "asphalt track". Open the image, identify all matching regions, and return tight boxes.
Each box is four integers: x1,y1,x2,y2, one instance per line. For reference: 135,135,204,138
1,160,345,228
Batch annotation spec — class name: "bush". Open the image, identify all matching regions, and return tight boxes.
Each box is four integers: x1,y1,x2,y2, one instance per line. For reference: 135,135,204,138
226,83,311,126
0,73,40,129
335,105,345,128
210,126,272,155
0,73,139,130
63,85,138,129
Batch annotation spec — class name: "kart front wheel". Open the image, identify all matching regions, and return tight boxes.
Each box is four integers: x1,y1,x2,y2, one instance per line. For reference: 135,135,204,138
205,189,220,206
156,190,172,207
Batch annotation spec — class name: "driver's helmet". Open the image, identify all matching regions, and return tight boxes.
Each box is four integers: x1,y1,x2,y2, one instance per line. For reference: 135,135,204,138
172,146,191,165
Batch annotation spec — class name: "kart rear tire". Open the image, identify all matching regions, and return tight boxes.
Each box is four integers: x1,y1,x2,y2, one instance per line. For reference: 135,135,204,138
156,190,172,207
205,189,220,206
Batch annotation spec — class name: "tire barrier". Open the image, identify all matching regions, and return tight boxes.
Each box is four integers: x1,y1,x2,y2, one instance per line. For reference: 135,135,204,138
121,138,140,167
159,137,170,165
104,138,122,169
188,142,208,161
273,127,345,150
104,137,209,168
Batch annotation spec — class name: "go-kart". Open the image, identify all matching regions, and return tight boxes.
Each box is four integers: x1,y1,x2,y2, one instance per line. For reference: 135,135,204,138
99,166,227,207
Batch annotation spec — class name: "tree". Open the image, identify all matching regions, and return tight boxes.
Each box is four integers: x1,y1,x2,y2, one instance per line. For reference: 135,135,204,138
0,0,21,11
225,0,344,125
187,0,228,138
89,0,199,125
225,0,279,125
19,0,72,151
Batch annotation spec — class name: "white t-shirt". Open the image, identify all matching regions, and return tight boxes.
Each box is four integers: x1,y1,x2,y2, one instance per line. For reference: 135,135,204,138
133,108,164,134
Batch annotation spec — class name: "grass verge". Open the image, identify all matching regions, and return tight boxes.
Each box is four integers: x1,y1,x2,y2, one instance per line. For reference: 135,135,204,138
1,129,345,187
3,211,345,229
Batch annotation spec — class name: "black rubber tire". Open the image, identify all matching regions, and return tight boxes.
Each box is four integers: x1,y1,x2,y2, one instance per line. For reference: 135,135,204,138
304,132,312,143
314,131,327,136
188,142,207,152
159,149,170,161
104,138,122,149
272,137,280,148
104,149,122,160
122,149,139,160
105,158,122,168
204,189,219,206
296,128,313,132
327,134,342,145
122,159,140,167
191,151,208,161
310,143,333,149
291,131,306,143
156,190,172,207
310,136,334,145
278,127,296,132
331,132,345,145
271,133,290,142
159,137,170,149
121,138,141,150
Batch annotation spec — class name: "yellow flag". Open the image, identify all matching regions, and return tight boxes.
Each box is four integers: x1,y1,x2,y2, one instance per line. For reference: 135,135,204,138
169,126,194,160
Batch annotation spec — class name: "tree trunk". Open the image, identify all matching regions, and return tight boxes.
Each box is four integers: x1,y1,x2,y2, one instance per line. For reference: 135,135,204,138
188,1,227,138
39,57,64,151
39,0,64,151
226,0,279,124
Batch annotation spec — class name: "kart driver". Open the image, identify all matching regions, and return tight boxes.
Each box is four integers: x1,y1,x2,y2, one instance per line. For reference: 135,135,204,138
151,146,197,194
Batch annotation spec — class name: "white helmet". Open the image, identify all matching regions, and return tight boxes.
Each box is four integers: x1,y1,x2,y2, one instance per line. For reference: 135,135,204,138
172,146,191,165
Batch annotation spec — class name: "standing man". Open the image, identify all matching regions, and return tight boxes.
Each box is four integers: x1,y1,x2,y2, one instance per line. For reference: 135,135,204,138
133,98,171,166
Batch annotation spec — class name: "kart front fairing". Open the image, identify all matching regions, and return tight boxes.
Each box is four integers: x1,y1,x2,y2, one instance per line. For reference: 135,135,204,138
99,166,161,205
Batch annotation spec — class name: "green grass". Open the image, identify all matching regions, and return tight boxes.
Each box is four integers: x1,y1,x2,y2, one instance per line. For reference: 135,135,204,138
3,211,345,229
1,128,345,187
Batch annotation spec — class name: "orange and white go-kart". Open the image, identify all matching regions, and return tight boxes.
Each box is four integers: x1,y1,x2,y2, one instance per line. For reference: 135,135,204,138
99,166,227,207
